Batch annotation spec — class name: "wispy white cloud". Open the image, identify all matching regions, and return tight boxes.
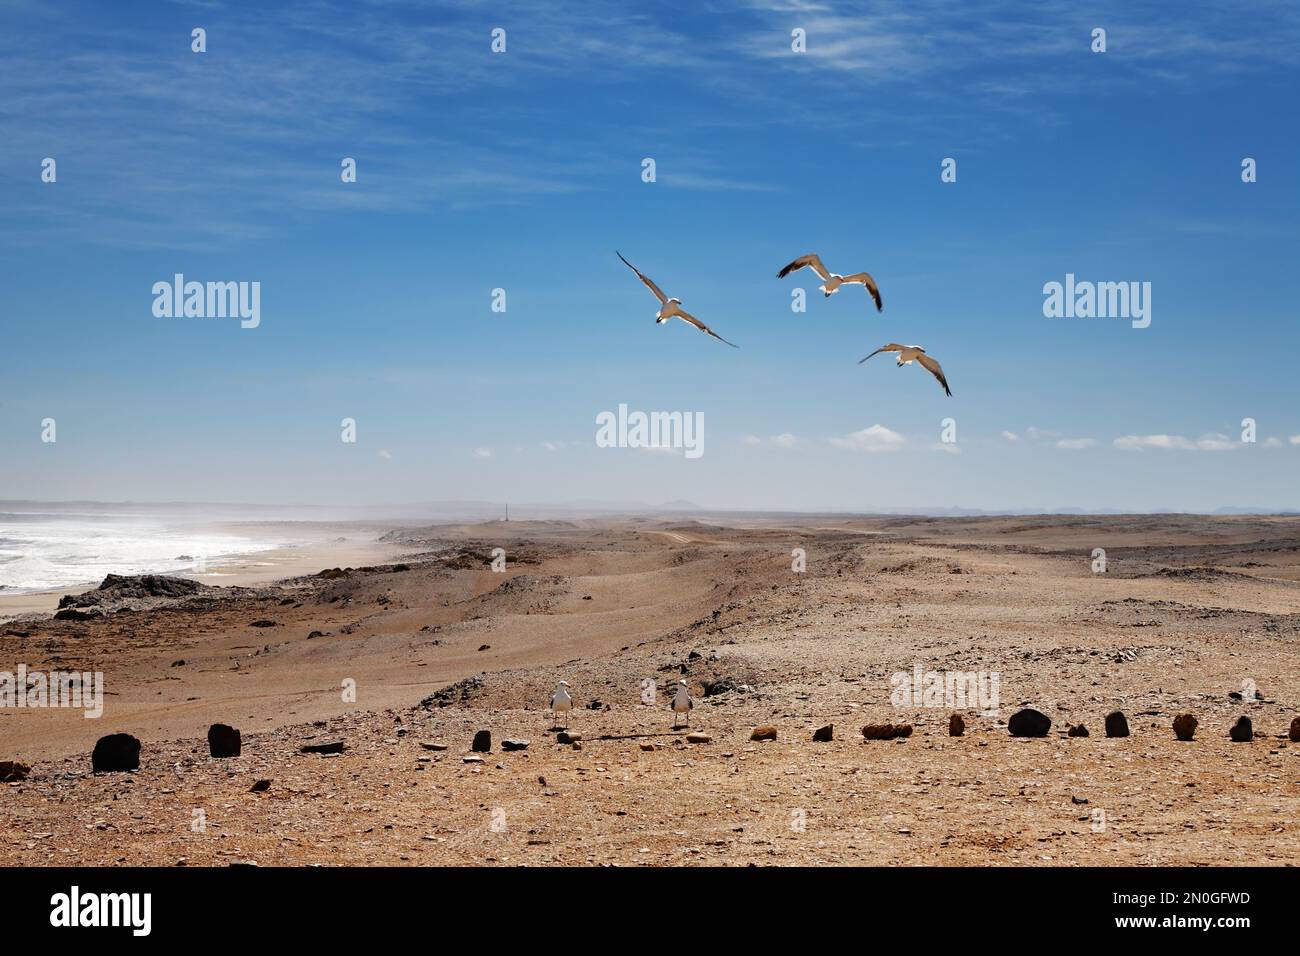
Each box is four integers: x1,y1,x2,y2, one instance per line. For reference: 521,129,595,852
1056,438,1098,450
1113,433,1237,452
829,424,905,453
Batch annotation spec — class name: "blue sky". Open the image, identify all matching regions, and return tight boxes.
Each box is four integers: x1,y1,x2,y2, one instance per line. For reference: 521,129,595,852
1,0,1298,512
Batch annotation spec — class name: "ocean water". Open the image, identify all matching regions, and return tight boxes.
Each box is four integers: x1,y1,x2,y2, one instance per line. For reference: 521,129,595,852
0,508,286,593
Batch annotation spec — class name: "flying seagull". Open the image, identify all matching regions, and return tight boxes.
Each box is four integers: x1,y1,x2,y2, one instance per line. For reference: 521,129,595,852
859,344,952,396
671,679,693,729
617,251,738,348
777,253,882,311
550,680,573,729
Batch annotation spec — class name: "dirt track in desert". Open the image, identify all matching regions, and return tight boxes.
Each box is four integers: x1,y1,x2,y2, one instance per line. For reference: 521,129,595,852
2,515,1298,866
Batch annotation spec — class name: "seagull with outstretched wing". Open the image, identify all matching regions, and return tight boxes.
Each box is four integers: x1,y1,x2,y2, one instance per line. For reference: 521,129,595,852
777,253,882,311
859,343,952,396
617,251,739,348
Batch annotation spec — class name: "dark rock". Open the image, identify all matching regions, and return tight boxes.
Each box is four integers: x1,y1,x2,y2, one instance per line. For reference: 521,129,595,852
477,644,491,652
702,676,749,697
1071,795,1089,805
92,733,141,773
862,723,913,740
750,725,777,741
812,724,833,742
0,761,31,782
1291,716,1300,743
248,619,276,628
556,731,581,745
471,730,492,753
1229,716,1252,742
53,607,104,621
307,631,323,639
1173,713,1197,741
170,659,186,668
299,740,345,755
1104,710,1130,738
249,779,271,793
60,574,202,609
420,675,484,709
1008,708,1051,737
317,568,349,579
948,714,965,737
207,723,241,758
1067,723,1090,738
501,739,529,751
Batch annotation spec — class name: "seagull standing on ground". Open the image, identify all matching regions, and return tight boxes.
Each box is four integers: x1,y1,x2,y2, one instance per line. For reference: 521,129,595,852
671,679,693,729
550,680,573,729
777,253,883,311
617,251,739,347
859,343,952,396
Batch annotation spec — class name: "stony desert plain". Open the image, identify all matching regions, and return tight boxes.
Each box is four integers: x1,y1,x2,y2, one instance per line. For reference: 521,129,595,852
1,514,1297,867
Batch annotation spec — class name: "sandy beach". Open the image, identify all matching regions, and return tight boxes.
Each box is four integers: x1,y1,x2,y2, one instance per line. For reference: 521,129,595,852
1,514,1297,866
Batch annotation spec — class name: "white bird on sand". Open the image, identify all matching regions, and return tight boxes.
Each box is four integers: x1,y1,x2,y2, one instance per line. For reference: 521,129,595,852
777,253,882,311
617,251,739,348
671,679,693,729
858,343,952,396
550,680,573,728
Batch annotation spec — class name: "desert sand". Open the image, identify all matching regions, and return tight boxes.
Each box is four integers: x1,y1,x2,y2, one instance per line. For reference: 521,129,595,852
1,514,1297,866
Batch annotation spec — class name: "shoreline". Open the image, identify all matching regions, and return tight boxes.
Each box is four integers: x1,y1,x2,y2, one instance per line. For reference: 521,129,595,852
0,532,421,621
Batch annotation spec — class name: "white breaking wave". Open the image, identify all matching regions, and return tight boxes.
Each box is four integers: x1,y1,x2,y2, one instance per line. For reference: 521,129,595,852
0,510,285,593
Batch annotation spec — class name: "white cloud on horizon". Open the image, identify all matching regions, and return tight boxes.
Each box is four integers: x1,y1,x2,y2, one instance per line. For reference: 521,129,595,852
829,424,905,453
1114,433,1237,452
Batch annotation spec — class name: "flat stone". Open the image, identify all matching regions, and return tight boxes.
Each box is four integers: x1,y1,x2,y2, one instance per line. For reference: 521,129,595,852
862,723,913,740
501,739,530,751
419,741,449,751
812,724,833,742
299,740,345,755
685,732,712,744
750,725,777,741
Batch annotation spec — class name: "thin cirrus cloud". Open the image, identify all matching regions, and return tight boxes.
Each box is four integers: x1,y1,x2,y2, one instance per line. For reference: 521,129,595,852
744,433,800,447
1113,433,1238,452
1056,438,1098,450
